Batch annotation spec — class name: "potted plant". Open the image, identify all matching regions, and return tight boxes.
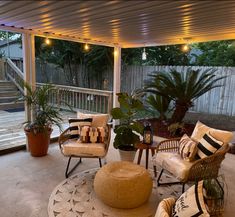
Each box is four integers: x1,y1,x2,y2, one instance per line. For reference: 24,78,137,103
111,92,144,161
21,82,63,157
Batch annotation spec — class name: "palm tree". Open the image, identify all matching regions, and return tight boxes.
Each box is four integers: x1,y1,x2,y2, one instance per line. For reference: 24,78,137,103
144,68,225,123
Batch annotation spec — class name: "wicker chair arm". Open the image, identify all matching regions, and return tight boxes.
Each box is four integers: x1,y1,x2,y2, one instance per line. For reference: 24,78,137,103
187,146,228,182
156,138,181,153
58,127,72,149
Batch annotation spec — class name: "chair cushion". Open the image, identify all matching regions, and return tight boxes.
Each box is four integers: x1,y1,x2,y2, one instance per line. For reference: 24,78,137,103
153,152,193,181
196,132,223,159
77,112,109,128
191,121,233,144
68,118,92,139
154,197,176,217
61,140,106,157
172,180,209,217
179,134,198,161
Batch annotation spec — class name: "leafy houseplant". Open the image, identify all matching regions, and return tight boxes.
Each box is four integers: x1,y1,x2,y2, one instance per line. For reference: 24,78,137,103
21,82,63,157
111,92,144,153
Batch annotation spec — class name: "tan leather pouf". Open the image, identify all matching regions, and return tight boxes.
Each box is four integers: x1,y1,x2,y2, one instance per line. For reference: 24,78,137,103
94,161,153,209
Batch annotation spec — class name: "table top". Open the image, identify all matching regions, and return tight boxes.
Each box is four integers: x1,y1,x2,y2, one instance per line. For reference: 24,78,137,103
135,136,167,150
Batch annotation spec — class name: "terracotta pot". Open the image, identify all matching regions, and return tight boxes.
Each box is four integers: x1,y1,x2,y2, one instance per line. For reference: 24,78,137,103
25,127,52,157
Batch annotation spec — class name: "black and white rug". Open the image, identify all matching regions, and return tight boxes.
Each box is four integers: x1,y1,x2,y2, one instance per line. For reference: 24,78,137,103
48,168,182,217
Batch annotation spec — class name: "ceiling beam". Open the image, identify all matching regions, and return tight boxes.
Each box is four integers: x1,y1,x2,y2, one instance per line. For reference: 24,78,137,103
0,24,118,48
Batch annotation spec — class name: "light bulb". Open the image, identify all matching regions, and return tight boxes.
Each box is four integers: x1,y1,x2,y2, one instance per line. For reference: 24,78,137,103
84,43,90,51
142,48,147,60
182,44,189,52
45,38,51,45
114,50,118,56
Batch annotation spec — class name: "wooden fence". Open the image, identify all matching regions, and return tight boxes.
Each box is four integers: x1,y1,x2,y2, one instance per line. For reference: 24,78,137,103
121,65,235,116
4,59,235,116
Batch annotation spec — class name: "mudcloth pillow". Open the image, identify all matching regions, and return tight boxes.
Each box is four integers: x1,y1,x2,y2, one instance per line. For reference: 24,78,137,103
172,180,209,217
196,132,223,159
79,126,106,143
68,118,92,139
80,126,90,143
179,134,197,161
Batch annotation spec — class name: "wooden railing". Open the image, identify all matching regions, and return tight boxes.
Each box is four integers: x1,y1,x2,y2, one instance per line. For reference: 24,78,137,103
2,58,113,114
37,83,113,114
4,58,24,94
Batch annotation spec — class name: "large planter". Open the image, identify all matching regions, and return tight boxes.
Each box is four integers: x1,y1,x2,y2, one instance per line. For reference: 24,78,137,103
25,128,52,157
119,149,136,162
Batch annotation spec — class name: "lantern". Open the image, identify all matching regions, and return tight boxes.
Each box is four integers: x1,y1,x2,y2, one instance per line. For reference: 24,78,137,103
143,122,153,145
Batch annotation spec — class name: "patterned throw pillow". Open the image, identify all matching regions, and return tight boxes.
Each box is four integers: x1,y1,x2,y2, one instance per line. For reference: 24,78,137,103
68,118,92,139
179,134,197,162
196,132,223,159
80,126,90,143
172,181,209,217
79,126,106,143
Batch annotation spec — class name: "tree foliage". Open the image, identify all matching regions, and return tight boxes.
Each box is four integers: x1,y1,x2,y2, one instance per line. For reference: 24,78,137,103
122,45,190,66
191,40,235,66
35,37,113,88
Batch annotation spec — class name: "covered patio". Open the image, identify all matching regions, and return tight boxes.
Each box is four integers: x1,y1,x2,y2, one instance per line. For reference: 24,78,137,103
0,1,235,217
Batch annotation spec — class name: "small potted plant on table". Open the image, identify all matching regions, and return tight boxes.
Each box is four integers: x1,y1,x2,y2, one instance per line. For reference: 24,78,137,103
111,92,144,162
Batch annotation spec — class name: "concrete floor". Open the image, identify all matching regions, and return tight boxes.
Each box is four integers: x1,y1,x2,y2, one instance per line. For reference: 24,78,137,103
0,140,234,217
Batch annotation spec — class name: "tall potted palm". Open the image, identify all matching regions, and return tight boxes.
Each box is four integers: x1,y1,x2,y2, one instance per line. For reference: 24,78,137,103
21,83,63,157
144,68,225,123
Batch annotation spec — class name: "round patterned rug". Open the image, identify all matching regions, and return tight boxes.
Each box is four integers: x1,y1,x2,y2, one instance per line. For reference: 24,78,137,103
48,168,182,217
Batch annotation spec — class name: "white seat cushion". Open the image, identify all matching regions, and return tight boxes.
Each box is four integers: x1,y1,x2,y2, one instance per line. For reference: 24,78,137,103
62,140,106,157
152,152,173,167
153,152,194,181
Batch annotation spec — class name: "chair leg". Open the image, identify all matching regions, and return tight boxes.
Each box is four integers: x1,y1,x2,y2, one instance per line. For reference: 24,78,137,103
157,168,182,187
182,183,185,193
99,158,102,167
65,156,82,178
153,165,157,177
157,169,164,186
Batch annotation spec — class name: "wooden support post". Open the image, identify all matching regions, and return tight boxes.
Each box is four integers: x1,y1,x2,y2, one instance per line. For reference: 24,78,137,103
22,33,36,150
0,59,5,80
113,46,121,126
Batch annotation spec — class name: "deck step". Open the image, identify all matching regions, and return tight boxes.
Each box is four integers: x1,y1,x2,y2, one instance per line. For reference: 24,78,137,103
0,101,24,110
0,81,15,86
0,96,19,103
0,90,19,97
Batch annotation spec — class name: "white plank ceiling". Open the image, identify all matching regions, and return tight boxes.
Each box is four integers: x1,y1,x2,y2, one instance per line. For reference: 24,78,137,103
1,1,235,48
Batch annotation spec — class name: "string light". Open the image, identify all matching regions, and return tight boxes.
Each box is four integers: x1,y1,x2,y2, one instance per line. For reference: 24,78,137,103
114,49,118,56
142,48,147,60
45,37,51,45
182,44,190,52
84,43,90,51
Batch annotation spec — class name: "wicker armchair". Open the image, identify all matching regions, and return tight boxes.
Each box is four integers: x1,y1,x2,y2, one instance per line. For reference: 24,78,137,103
59,123,111,178
153,138,230,193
